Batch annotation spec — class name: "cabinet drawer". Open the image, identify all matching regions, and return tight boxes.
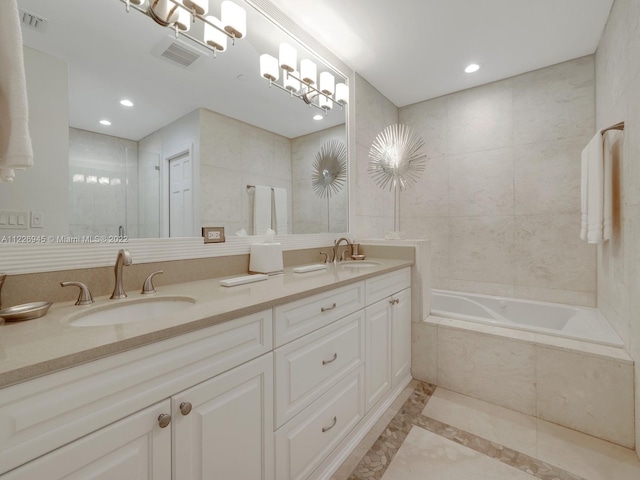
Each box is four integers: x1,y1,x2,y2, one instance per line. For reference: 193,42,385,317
0,310,272,475
274,282,365,347
275,311,365,428
275,366,365,480
365,267,411,305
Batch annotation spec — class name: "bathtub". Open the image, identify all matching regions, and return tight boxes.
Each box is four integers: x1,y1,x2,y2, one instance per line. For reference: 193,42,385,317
431,289,624,347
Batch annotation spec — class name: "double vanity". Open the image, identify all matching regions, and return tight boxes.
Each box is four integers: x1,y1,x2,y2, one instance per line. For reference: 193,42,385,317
0,257,413,479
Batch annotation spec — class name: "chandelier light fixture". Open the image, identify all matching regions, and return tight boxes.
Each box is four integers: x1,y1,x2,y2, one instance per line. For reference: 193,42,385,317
121,0,247,57
259,42,348,114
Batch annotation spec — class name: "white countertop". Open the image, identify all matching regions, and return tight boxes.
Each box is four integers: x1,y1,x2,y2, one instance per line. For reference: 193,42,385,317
0,258,412,388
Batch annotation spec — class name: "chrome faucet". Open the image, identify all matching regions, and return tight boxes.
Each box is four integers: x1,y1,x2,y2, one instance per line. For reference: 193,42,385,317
0,273,6,310
110,249,132,299
332,238,352,264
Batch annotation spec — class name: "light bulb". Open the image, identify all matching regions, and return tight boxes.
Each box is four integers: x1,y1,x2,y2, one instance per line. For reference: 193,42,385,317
320,72,335,95
204,16,227,52
175,5,191,31
260,54,279,81
279,43,297,73
300,59,317,85
335,83,348,105
221,1,246,39
319,94,333,110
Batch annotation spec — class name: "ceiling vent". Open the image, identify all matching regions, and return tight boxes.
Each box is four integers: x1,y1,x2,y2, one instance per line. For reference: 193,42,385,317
19,8,48,32
153,37,203,69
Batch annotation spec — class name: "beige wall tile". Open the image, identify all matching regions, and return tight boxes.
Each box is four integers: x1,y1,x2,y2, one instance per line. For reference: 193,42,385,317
436,327,536,415
536,346,635,448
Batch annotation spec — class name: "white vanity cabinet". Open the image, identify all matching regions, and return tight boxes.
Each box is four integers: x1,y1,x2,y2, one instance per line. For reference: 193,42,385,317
364,270,412,411
0,309,272,478
172,354,273,480
2,400,172,480
274,267,412,480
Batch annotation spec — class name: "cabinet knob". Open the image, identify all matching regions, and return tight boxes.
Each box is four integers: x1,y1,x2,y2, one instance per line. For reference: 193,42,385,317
389,298,400,305
322,416,337,433
158,413,172,428
180,402,193,416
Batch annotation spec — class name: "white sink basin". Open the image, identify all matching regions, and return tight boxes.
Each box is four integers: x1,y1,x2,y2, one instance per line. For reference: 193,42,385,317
68,296,196,327
340,261,381,268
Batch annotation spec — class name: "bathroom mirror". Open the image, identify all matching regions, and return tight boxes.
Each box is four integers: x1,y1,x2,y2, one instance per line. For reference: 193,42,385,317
5,0,349,241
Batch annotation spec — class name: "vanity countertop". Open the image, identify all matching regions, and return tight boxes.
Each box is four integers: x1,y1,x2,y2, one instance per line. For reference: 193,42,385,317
0,258,412,388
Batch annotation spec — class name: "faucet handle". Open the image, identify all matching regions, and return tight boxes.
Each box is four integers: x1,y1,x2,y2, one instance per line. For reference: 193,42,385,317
320,252,330,264
61,281,94,305
141,270,164,295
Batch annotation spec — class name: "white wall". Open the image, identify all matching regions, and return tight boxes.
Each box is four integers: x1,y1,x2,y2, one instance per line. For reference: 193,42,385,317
594,0,640,457
0,46,68,236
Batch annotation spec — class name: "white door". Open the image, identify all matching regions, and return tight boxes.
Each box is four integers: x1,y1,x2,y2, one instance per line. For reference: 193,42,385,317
172,354,274,480
1,401,171,480
364,299,391,412
391,288,411,387
169,152,193,237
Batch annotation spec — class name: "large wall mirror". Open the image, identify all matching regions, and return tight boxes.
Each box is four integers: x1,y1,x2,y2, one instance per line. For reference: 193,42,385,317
3,0,349,248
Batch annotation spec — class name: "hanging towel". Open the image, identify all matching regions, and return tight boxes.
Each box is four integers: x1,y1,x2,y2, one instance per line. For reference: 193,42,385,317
273,187,288,234
580,129,618,244
253,185,272,236
0,0,34,182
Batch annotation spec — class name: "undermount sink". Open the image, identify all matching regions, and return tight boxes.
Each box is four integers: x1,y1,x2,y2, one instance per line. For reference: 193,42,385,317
68,296,196,327
340,261,381,268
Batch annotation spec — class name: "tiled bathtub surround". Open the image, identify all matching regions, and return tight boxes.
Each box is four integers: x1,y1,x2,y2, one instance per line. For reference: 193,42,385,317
595,0,640,457
396,57,596,307
412,316,635,448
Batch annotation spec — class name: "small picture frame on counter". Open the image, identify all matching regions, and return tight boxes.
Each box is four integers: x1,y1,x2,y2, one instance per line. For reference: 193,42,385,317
202,226,225,244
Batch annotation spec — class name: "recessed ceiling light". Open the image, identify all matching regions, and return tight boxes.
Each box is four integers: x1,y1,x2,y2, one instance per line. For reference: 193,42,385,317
99,119,111,126
465,63,480,73
313,114,323,121
120,99,134,107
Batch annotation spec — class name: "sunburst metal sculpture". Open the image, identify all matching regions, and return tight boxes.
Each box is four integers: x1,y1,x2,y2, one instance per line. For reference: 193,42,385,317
312,140,347,199
368,124,426,191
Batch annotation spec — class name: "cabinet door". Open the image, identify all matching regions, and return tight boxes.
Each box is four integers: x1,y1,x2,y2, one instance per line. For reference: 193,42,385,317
364,300,391,412
391,288,411,388
173,353,274,480
1,400,171,480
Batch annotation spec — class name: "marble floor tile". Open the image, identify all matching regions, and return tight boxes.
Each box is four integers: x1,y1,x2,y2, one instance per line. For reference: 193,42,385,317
422,388,537,457
381,426,536,480
537,420,640,480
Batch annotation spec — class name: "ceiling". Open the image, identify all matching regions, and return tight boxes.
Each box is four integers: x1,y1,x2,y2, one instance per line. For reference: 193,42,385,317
269,0,614,107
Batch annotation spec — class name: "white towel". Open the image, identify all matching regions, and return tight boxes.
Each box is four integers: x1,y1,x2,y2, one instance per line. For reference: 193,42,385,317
0,0,34,182
273,187,288,235
580,129,618,244
253,186,272,236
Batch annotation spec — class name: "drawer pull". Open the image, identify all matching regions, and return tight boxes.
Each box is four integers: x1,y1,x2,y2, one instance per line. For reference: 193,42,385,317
158,413,172,428
180,402,193,416
389,298,400,305
321,303,337,312
322,353,338,365
322,416,337,433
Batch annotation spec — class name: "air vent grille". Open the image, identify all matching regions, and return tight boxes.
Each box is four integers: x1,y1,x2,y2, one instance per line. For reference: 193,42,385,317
161,42,201,67
19,8,48,32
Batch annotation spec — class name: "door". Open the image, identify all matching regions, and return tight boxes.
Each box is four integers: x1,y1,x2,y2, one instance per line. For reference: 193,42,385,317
364,299,391,412
1,401,171,480
391,288,411,387
168,151,193,237
172,354,274,480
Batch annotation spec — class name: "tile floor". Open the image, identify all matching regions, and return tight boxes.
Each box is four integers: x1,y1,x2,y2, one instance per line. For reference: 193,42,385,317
333,381,640,480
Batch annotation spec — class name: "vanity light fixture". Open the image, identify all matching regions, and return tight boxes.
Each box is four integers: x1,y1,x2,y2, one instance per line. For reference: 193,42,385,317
259,44,348,114
120,99,134,107
99,119,112,126
120,0,247,58
465,63,480,73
